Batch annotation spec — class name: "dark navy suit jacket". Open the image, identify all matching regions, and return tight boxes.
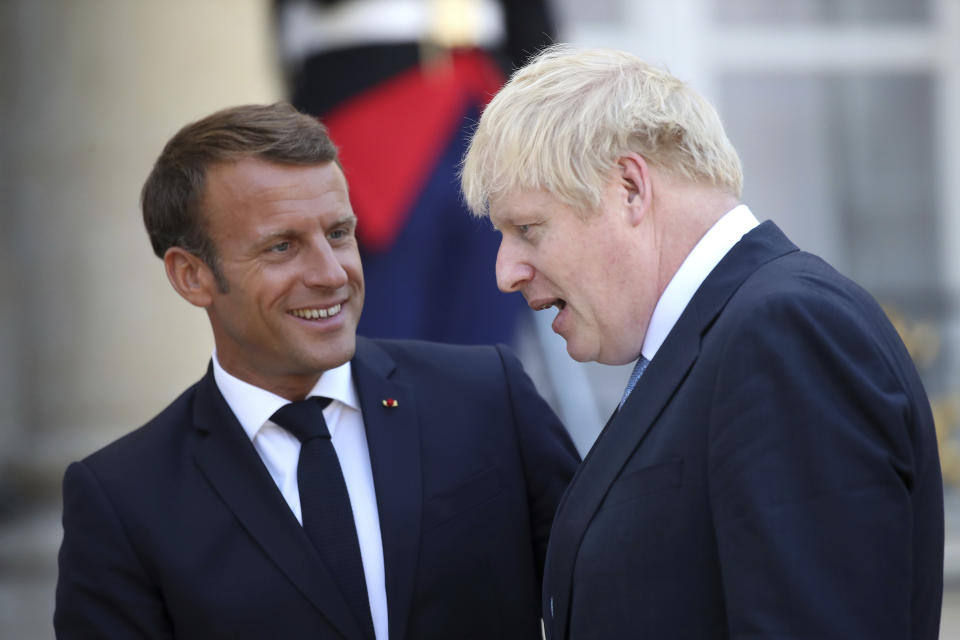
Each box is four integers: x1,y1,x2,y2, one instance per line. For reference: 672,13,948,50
543,222,943,639
55,338,579,639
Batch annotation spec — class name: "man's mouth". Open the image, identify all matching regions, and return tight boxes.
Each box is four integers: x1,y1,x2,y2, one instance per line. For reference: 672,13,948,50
534,299,566,311
288,303,342,320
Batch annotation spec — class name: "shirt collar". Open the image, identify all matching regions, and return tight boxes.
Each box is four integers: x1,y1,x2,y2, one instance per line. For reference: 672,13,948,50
211,350,360,441
641,204,760,360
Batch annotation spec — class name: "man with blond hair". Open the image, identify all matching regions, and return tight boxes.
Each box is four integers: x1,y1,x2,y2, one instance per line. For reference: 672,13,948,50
462,45,943,639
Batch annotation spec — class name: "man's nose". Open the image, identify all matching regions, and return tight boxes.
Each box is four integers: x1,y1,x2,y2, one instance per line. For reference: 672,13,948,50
303,241,349,288
495,242,534,293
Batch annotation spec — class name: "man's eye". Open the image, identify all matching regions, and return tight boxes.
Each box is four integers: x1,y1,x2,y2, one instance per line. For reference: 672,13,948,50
329,228,349,240
517,224,531,237
269,241,291,253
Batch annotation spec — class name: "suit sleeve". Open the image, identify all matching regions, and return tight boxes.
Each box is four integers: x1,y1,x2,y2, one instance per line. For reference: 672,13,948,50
707,291,925,639
496,345,581,581
55,461,173,639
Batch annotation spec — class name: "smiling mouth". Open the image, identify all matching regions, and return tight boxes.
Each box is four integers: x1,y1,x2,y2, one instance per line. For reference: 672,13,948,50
288,303,342,320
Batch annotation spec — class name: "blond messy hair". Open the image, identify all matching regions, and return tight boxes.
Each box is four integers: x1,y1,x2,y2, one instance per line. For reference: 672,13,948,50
461,45,743,216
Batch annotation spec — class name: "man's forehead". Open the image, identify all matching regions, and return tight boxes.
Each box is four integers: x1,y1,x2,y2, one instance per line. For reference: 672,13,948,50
201,159,352,238
202,162,352,227
207,157,342,191
489,189,559,224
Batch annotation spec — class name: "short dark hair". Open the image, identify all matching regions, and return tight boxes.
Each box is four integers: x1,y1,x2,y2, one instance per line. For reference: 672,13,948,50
141,102,339,289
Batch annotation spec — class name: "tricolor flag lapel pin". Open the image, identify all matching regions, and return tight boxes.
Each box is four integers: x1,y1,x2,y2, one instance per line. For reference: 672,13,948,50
381,398,399,408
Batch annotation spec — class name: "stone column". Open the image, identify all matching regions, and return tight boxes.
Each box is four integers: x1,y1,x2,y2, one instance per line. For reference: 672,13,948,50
0,0,282,522
1,1,283,634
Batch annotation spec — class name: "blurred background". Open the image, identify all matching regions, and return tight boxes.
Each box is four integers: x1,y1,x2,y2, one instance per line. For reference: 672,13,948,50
2,0,959,636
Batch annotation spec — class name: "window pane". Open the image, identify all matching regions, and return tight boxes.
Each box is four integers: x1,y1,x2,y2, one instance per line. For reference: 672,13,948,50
552,0,624,25
716,0,931,25
720,71,939,305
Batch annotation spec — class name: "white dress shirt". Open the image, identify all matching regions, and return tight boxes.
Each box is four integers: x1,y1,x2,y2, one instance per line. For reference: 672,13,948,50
641,204,760,361
212,353,389,640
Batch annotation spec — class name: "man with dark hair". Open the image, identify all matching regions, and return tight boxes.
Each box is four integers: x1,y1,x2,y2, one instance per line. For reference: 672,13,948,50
55,102,579,640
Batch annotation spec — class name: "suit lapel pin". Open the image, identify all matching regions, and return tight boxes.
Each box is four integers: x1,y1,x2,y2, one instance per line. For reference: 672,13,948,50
381,398,399,408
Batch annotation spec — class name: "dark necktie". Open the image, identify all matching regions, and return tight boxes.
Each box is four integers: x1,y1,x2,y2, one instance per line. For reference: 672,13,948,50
270,397,375,640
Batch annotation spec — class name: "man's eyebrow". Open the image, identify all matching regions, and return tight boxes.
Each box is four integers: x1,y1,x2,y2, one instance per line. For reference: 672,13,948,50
332,214,358,227
258,229,297,241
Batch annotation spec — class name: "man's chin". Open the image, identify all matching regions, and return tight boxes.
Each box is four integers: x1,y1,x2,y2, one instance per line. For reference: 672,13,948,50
294,334,357,373
564,339,595,364
565,338,628,365
314,344,356,372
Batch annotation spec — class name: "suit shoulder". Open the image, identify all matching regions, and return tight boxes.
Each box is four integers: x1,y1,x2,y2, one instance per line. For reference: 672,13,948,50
363,337,523,390
366,337,510,369
721,248,919,387
81,379,202,471
732,249,889,325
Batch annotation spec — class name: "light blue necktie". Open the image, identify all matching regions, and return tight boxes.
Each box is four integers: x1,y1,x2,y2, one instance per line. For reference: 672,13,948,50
619,355,650,409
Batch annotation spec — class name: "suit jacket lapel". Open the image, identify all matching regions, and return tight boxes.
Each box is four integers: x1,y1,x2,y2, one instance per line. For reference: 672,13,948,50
544,312,701,640
190,367,367,640
546,221,798,639
352,338,422,640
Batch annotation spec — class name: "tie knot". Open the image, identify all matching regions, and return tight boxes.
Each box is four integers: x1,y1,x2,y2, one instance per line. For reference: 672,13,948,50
270,397,332,442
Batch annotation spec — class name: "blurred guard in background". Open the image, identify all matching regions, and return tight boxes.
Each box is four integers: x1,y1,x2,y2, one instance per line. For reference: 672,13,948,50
274,0,555,344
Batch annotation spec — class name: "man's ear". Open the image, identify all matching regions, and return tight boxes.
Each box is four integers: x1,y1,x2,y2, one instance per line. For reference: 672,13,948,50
618,153,653,226
163,247,217,308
